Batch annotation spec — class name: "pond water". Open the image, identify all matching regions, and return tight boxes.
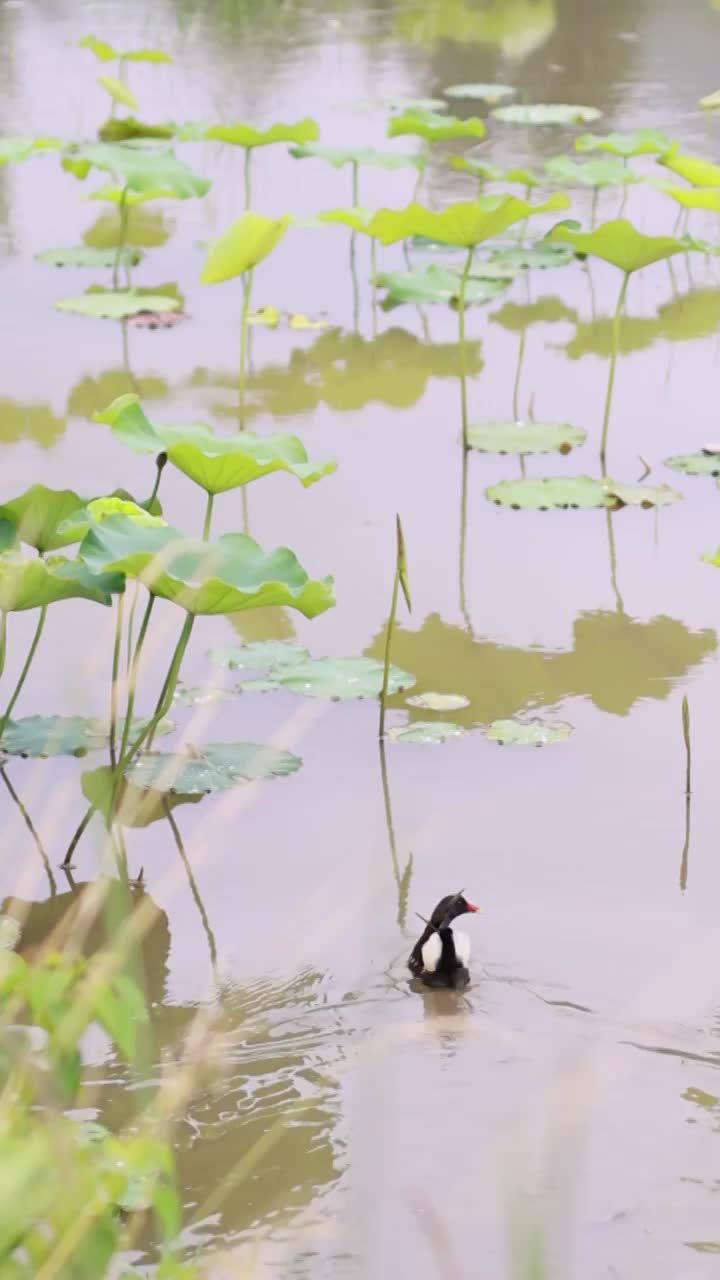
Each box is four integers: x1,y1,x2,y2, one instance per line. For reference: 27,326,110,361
4,0,720,1275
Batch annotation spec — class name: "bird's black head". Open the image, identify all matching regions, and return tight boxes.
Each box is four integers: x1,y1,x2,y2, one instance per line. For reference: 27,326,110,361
429,890,479,929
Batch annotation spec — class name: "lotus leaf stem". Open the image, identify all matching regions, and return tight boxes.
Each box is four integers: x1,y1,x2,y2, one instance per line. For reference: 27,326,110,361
164,800,219,981
0,765,56,894
512,327,527,423
119,594,155,761
379,564,399,741
600,270,630,473
122,613,195,769
458,246,474,450
244,147,252,210
0,605,48,740
202,492,214,542
351,160,359,209
113,185,129,289
62,805,96,867
0,610,6,679
350,232,359,334
109,593,125,768
239,267,254,429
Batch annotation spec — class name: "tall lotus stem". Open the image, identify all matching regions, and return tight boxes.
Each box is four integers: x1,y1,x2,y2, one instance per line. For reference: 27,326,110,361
239,267,254,429
458,246,474,450
379,515,411,740
351,160,359,208
109,592,125,768
121,613,195,769
119,594,155,761
600,271,630,473
0,610,6,680
244,148,252,210
0,606,48,740
112,184,129,289
126,453,166,677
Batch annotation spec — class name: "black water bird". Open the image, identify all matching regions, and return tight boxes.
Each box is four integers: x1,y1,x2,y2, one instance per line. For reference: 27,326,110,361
408,891,479,989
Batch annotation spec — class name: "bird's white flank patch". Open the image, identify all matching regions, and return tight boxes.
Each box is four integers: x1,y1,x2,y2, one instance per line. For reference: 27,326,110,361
453,930,471,967
421,932,442,973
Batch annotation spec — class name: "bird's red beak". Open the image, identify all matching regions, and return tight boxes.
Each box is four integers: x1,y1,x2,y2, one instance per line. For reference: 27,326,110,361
466,900,480,913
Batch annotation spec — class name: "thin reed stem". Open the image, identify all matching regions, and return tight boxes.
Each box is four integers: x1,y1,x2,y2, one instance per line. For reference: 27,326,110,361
0,605,47,738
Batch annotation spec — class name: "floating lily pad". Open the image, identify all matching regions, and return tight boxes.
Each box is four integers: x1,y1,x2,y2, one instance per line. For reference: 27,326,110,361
665,452,720,477
376,264,509,308
276,656,415,699
444,83,515,104
467,422,586,455
124,741,301,794
486,718,572,745
55,290,181,320
172,685,235,706
487,242,576,270
493,103,602,126
406,691,470,711
0,715,172,758
36,245,142,269
208,641,309,670
486,476,680,510
388,720,467,743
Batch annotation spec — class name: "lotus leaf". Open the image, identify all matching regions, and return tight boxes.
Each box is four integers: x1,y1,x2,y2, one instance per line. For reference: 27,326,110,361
0,522,15,552
124,741,301,794
55,290,180,319
700,90,720,111
94,394,336,492
36,245,142,268
248,305,281,327
444,83,515,104
665,452,720,476
504,167,542,188
289,143,421,170
486,718,572,745
318,207,374,233
545,156,635,187
387,108,486,142
0,485,93,552
406,691,469,711
492,103,601,125
63,143,209,199
289,313,329,330
208,641,309,670
654,184,720,211
0,715,171,758
488,241,576,269
98,75,138,110
467,422,586,455
78,514,334,617
450,156,502,181
274,656,415,699
98,117,174,142
385,97,447,113
201,212,290,283
486,475,680,509
368,194,570,248
205,117,319,148
173,685,235,706
55,490,162,543
547,218,692,273
0,136,62,164
376,264,509,307
658,146,720,188
575,129,671,158
78,35,172,63
388,720,467,743
0,556,124,611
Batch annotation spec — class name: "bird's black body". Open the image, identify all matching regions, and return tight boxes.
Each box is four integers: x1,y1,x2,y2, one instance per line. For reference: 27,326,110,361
408,891,478,988
418,926,470,989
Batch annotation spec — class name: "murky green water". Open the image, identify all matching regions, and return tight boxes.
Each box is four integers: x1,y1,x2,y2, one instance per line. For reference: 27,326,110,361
5,0,720,1274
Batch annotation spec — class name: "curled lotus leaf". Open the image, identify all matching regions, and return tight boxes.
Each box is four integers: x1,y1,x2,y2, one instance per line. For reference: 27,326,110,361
450,155,503,182
388,720,467,743
467,422,586,455
0,485,93,553
444,83,515,104
205,117,319,148
0,136,62,164
318,207,374,233
0,555,123,612
275,656,415,699
78,510,334,618
406,691,469,711
63,143,209,199
547,218,694,273
36,244,142,268
488,241,575,270
545,155,635,187
0,715,172,758
575,129,671,158
78,35,172,63
376,264,509,308
94,394,336,492
665,452,720,477
486,718,572,745
654,184,720,211
387,108,486,142
486,475,681,510
98,74,138,110
700,90,720,111
208,641,309,670
55,290,181,320
124,741,301,794
658,145,720,188
201,212,291,282
289,143,421,170
492,103,602,126
368,194,570,248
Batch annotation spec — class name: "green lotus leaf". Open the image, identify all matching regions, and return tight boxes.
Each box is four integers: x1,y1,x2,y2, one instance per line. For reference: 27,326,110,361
0,714,171,758
0,555,124,611
376,264,509,307
201,212,290,283
63,143,209,199
388,719,467,743
547,218,693,273
79,35,172,63
450,155,502,181
492,103,601,126
486,718,572,745
124,741,301,794
700,90,720,111
55,290,180,319
444,83,515,104
98,74,138,110
504,166,543,188
467,422,586,455
173,684,235,706
545,155,635,187
385,97,448,113
78,515,334,618
289,142,421,170
0,521,15,552
94,393,336,492
0,485,94,552
654,183,720,210
36,244,142,269
208,640,309,670
486,475,680,510
56,490,162,543
487,241,576,270
368,194,570,248
575,129,671,158
205,117,319,148
0,136,62,164
318,206,374,233
98,117,174,142
387,108,486,142
665,451,720,476
81,763,201,828
275,655,415,699
658,145,720,188
406,691,470,711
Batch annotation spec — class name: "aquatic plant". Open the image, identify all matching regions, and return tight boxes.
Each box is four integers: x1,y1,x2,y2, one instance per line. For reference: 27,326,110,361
575,129,671,158
201,117,319,207
379,516,412,739
290,143,421,205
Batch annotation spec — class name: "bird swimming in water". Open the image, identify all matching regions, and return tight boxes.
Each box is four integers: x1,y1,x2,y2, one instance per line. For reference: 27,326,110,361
408,891,479,989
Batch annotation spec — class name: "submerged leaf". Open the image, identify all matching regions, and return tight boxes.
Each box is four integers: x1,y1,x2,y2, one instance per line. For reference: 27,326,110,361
493,103,601,125
388,108,486,142
575,129,670,158
467,422,586,455
201,212,290,282
55,290,180,319
406,691,469,711
125,741,301,794
376,263,508,307
368,194,570,248
276,656,415,699
547,218,693,273
0,715,171,758
208,641,309,670
36,244,142,268
388,720,467,743
0,556,123,611
486,475,680,510
486,718,572,745
444,83,515,104
488,241,575,270
205,117,319,148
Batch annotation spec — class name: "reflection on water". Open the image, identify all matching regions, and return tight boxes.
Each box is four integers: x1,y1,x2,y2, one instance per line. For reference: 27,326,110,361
395,0,556,59
67,371,168,419
83,207,172,250
0,398,64,448
556,287,720,360
368,609,716,721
